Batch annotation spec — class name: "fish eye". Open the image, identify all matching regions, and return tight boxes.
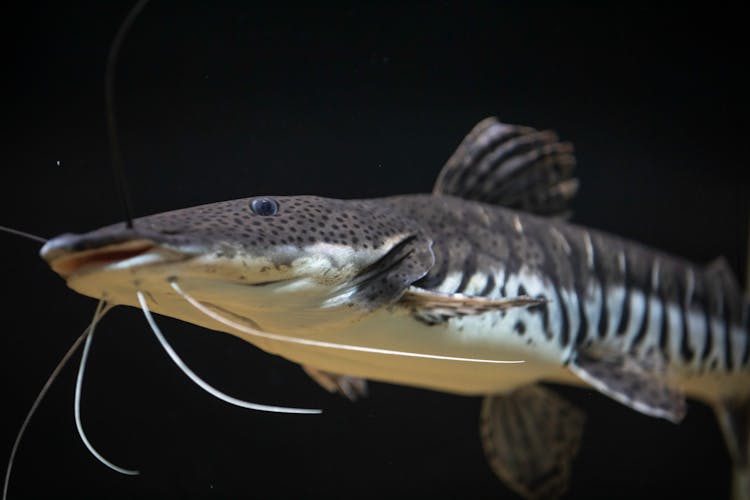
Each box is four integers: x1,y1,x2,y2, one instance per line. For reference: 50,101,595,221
250,197,279,216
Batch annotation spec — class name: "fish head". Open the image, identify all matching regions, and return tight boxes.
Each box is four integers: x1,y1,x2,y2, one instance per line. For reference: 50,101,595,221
40,195,434,334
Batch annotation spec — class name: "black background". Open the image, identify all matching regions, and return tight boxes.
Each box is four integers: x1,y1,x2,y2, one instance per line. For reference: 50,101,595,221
2,2,748,499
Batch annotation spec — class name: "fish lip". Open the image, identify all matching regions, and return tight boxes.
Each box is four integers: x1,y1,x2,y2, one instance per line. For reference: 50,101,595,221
41,237,192,279
41,230,146,261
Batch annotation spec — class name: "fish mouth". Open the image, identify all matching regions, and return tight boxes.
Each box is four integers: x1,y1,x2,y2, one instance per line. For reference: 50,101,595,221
42,238,159,278
40,235,185,279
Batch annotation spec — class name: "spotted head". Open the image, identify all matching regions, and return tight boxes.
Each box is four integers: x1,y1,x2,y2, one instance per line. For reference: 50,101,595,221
40,195,435,334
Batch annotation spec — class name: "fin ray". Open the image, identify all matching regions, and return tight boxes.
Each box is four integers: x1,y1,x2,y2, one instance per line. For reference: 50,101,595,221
331,235,435,310
433,118,578,217
302,366,368,401
569,348,686,423
480,385,585,499
401,286,546,324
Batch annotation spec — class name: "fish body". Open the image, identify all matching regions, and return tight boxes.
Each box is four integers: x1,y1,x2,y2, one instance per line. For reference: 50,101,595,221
37,119,750,498
44,193,749,400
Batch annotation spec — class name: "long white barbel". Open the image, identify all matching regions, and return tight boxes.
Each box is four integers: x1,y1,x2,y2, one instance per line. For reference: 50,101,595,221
4,304,102,500
136,291,321,415
74,300,140,475
169,279,525,365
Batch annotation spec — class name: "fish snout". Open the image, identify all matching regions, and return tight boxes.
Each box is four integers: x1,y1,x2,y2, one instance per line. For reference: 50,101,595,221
40,231,157,278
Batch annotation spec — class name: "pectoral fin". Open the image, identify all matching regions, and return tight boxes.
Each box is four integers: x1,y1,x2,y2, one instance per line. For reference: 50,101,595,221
480,384,585,500
569,348,686,423
331,235,435,310
401,286,545,324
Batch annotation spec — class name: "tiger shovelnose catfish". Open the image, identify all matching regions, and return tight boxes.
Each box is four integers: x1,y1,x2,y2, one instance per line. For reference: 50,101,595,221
37,118,750,499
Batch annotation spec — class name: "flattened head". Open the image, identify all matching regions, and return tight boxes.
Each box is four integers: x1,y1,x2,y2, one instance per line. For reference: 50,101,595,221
39,195,434,331
43,196,411,277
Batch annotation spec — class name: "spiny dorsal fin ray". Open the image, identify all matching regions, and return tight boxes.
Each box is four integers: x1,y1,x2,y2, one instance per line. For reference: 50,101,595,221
569,347,686,423
480,385,585,500
433,117,578,217
400,286,546,324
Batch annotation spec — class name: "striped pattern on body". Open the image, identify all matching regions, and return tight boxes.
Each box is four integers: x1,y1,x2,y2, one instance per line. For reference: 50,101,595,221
401,194,749,376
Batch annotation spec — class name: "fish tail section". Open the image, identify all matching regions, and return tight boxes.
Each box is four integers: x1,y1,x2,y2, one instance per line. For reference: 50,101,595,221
713,399,750,500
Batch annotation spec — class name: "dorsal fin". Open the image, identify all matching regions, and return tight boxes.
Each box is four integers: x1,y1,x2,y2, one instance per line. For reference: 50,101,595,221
433,117,578,217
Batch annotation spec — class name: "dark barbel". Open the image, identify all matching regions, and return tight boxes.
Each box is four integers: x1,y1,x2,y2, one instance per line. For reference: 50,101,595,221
105,0,151,228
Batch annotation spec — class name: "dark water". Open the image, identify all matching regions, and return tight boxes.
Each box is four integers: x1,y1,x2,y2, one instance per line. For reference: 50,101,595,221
3,3,748,498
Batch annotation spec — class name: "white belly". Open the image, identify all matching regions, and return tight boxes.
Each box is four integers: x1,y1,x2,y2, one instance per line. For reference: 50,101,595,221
68,266,746,402
133,290,579,395
69,266,579,395
238,308,582,395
